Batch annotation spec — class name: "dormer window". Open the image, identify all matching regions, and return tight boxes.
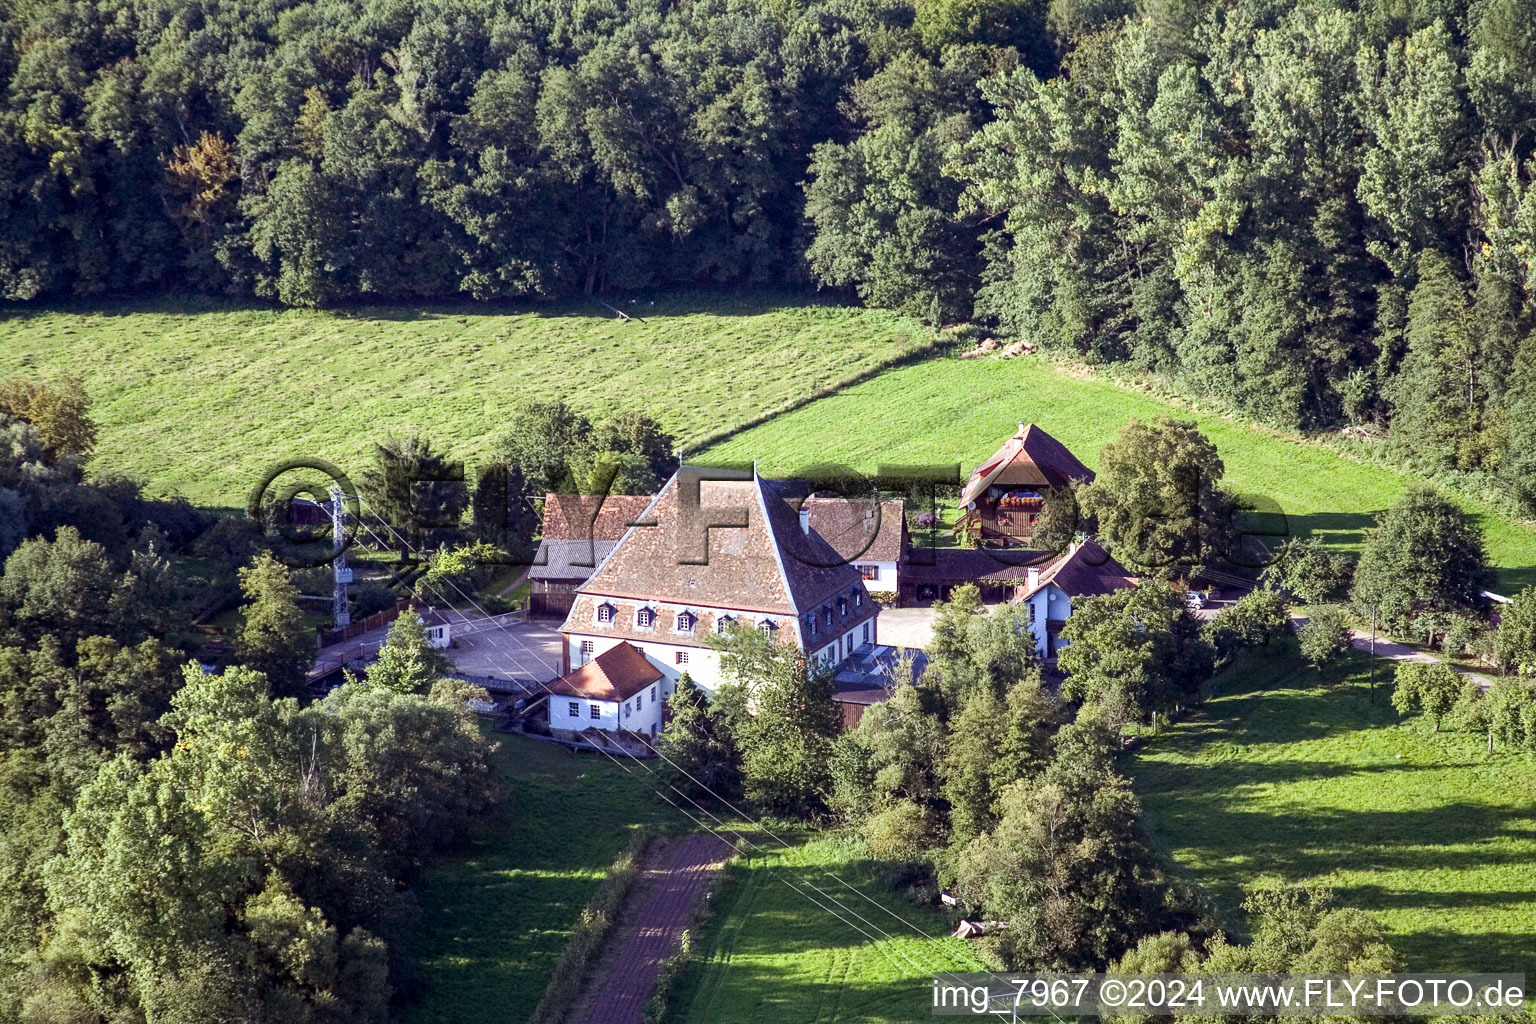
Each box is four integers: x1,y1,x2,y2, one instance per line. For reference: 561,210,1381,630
676,610,697,634
854,590,863,609
636,607,656,629
596,602,616,625
717,614,736,634
805,613,818,637
760,618,777,635
837,597,848,617
823,607,833,628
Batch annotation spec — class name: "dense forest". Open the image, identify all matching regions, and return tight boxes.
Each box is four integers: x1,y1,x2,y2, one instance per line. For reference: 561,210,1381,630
0,380,500,1022
4,0,1536,497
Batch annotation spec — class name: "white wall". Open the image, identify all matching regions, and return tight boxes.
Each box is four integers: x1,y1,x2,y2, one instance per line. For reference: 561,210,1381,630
552,694,618,731
551,680,667,736
568,633,704,692
854,561,899,593
1023,585,1069,656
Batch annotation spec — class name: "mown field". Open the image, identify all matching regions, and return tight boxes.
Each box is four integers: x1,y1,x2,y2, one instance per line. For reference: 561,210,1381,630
398,734,689,1023
663,833,985,1024
0,293,925,507
3,294,1535,587
702,356,1536,592
1130,639,1536,974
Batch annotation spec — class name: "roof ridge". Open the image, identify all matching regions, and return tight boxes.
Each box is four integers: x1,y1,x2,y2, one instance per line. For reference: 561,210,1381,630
753,470,803,641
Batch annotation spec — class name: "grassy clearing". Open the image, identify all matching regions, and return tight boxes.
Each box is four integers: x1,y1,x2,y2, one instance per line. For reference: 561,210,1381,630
663,833,984,1024
701,356,1536,591
398,733,689,1024
1130,638,1536,973
0,293,925,508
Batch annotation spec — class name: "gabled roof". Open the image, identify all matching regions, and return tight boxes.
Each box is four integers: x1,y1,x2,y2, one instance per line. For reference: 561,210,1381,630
541,493,656,542
528,539,622,582
549,642,663,703
571,467,870,618
1016,539,1137,602
802,497,908,564
960,423,1094,507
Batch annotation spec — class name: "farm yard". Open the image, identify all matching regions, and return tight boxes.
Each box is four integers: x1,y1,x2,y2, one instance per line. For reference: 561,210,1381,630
1130,639,1536,974
5,292,1536,1018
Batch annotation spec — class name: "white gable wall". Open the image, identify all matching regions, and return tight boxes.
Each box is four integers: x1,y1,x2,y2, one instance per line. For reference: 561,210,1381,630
1022,583,1071,657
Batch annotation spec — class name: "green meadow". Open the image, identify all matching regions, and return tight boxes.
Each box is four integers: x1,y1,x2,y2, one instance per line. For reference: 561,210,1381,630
701,356,1536,591
663,833,984,1024
1131,639,1536,974
398,734,689,1023
0,294,925,508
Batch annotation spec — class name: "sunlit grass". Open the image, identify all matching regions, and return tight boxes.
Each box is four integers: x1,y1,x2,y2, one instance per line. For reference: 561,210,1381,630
665,832,984,1024
0,292,925,509
701,356,1536,591
1130,638,1536,973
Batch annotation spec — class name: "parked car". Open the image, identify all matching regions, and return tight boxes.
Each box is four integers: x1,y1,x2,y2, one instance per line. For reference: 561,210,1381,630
1186,590,1209,609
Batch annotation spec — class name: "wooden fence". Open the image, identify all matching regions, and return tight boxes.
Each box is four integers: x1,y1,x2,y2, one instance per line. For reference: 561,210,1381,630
317,597,425,649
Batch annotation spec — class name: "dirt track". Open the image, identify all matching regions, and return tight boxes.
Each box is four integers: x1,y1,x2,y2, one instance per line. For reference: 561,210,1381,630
564,833,734,1024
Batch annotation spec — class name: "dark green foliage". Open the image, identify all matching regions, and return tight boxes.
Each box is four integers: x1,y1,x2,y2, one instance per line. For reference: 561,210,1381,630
1116,884,1401,982
235,552,315,697
923,583,1038,712
1203,587,1291,664
33,665,496,1023
358,433,469,553
366,612,452,694
1391,661,1462,730
1058,581,1216,728
1495,587,1536,673
657,674,743,803
1350,486,1493,634
1297,605,1354,672
1263,537,1355,604
1079,419,1236,572
952,709,1179,968
711,627,841,820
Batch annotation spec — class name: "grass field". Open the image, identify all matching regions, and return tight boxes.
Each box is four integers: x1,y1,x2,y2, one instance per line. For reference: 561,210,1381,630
663,833,986,1024
1130,639,1536,974
398,733,690,1023
0,293,925,508
701,356,1536,592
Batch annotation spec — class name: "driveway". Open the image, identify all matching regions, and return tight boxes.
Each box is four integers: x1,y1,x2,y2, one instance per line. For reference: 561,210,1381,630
1288,613,1495,688
437,611,565,690
877,605,938,650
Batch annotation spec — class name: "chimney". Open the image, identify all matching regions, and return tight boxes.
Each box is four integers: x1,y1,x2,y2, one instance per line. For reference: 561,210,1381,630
799,504,811,534
1027,566,1040,590
1018,421,1027,436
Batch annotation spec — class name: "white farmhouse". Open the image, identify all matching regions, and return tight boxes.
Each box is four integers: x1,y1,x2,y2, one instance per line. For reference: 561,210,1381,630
559,466,881,694
1014,539,1138,659
548,641,670,739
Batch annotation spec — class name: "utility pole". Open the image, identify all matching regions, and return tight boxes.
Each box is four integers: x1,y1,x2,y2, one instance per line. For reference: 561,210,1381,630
330,485,354,629
1369,606,1377,703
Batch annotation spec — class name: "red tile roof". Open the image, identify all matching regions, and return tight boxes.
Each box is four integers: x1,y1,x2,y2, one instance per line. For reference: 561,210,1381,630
960,423,1094,506
575,469,871,617
802,497,908,564
1017,539,1137,601
542,493,656,542
548,642,663,702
